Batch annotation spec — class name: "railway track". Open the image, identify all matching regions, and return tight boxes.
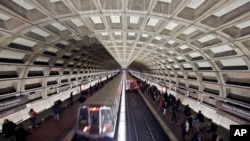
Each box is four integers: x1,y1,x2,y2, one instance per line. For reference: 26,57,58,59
126,90,170,141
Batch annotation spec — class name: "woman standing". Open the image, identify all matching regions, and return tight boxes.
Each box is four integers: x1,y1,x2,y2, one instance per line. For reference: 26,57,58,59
28,109,38,128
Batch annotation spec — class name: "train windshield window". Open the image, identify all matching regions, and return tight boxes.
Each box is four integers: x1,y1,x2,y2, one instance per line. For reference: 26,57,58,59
79,108,88,124
101,110,111,123
101,109,113,132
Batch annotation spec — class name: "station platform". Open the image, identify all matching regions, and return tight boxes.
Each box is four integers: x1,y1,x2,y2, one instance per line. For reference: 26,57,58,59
138,90,230,141
26,101,80,141
1,89,229,141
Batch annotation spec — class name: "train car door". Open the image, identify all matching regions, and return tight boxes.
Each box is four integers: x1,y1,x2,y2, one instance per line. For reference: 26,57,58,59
89,107,100,134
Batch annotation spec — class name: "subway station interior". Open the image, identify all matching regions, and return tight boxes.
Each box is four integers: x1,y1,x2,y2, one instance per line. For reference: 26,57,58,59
0,0,250,141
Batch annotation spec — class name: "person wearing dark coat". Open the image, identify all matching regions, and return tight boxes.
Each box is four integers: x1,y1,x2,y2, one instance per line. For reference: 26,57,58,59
52,103,60,120
184,104,191,117
171,103,178,123
181,119,190,141
196,110,205,123
191,131,203,141
70,92,73,105
2,119,17,139
15,124,29,141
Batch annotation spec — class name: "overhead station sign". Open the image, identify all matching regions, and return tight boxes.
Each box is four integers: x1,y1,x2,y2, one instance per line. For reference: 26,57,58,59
216,101,250,124
0,96,28,118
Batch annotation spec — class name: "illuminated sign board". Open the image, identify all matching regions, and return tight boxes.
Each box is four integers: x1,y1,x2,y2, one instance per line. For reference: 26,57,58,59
216,101,250,123
0,96,28,112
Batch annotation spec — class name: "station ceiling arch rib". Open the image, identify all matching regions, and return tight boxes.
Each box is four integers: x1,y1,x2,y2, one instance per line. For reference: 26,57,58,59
0,0,250,109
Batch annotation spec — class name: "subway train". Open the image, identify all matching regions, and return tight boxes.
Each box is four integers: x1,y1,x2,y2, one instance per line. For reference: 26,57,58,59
126,73,138,90
76,72,124,139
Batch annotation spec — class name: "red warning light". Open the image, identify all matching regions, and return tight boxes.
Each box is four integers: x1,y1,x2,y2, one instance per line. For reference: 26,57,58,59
90,107,99,111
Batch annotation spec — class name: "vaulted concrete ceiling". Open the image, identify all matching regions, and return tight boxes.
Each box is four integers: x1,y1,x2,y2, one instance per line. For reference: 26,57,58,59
0,0,250,107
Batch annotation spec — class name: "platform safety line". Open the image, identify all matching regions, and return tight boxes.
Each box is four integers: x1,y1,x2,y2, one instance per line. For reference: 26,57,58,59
118,79,126,141
138,90,178,141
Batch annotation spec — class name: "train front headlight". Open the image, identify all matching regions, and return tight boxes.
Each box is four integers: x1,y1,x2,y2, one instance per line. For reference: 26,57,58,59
83,126,90,132
102,126,107,133
102,124,113,133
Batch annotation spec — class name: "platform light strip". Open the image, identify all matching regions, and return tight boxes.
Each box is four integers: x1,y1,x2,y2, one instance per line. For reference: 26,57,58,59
118,74,126,141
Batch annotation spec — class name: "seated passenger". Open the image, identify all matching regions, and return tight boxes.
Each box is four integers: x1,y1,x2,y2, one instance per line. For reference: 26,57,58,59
15,124,31,141
2,119,17,139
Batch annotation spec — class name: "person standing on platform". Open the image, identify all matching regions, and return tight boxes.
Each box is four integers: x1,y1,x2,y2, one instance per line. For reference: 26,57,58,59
70,92,73,105
52,103,60,120
28,109,38,128
171,102,178,124
184,104,191,117
181,119,190,141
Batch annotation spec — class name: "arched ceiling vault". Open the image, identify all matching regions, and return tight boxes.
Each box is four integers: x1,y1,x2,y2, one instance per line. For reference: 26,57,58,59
0,0,250,107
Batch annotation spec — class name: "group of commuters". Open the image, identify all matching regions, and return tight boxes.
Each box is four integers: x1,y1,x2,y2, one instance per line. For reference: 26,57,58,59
1,109,36,141
140,81,224,141
1,78,111,141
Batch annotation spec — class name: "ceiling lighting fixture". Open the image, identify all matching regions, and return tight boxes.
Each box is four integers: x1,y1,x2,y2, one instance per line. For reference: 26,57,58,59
235,20,250,29
0,13,11,21
91,16,102,24
141,34,149,37
168,40,175,44
182,27,197,35
130,16,140,24
158,0,172,3
12,38,37,47
147,18,159,26
154,36,162,40
71,19,84,27
186,0,205,9
115,32,122,35
165,22,178,30
179,45,189,50
213,1,249,17
31,28,50,37
51,23,67,31
50,0,61,2
210,45,233,53
128,32,135,36
101,32,108,36
110,16,120,23
197,34,216,43
12,0,34,10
